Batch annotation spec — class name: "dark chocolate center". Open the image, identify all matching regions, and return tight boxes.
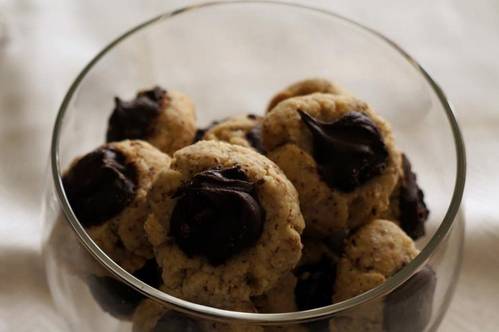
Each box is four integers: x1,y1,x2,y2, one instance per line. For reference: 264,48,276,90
170,166,265,266
398,154,429,240
62,147,137,227
192,119,222,143
133,258,163,288
298,110,388,192
245,118,265,154
294,258,336,311
106,86,166,142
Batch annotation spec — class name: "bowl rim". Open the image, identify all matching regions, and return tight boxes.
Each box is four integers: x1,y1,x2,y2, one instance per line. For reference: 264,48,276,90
50,0,466,324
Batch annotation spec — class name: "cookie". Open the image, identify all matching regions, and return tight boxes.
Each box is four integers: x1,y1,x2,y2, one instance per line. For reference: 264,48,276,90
267,78,347,112
253,272,299,313
382,154,429,240
199,114,264,153
107,86,197,155
330,219,435,332
133,298,262,332
63,140,171,264
146,140,304,307
333,219,418,302
62,140,169,318
262,93,401,238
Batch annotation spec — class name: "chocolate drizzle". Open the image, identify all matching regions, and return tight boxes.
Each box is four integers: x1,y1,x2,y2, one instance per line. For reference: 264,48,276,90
106,86,166,142
170,167,265,265
399,154,429,240
63,147,137,227
298,111,388,192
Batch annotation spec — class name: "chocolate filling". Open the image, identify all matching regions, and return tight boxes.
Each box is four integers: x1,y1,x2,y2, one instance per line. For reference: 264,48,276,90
298,111,388,192
245,123,265,153
88,259,161,317
192,120,222,143
106,86,166,142
399,154,429,240
152,312,202,332
384,266,436,332
133,258,163,288
294,258,336,311
62,147,137,227
170,167,265,265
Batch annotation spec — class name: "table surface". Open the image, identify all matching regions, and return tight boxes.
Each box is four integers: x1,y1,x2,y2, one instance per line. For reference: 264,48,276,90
0,0,497,331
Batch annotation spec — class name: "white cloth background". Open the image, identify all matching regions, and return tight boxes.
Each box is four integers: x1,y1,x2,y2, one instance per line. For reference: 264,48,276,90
0,0,497,331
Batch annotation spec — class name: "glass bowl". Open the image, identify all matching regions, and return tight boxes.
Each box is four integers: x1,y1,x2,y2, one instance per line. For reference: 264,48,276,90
42,1,466,331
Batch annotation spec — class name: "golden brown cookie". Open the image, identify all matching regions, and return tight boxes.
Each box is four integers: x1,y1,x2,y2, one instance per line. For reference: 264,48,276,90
330,219,435,332
200,114,264,153
333,219,419,302
63,140,170,267
263,93,401,238
253,272,299,314
146,140,304,308
107,86,197,155
267,78,347,112
62,140,169,319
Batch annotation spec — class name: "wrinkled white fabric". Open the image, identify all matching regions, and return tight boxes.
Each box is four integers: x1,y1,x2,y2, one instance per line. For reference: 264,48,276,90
0,0,497,331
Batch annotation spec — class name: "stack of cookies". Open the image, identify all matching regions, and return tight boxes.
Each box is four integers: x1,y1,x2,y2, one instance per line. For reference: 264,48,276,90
61,79,434,331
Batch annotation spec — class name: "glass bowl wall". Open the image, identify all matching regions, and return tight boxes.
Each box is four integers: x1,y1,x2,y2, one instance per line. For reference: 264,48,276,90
42,2,465,331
